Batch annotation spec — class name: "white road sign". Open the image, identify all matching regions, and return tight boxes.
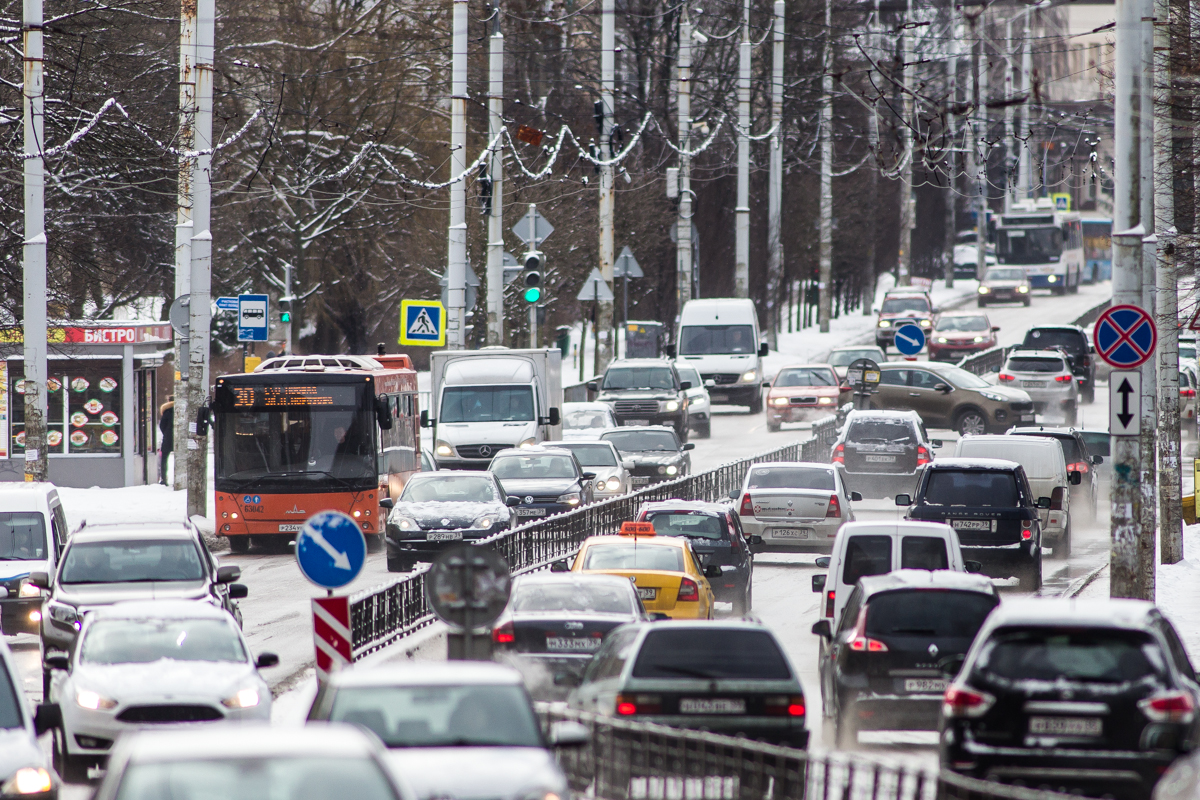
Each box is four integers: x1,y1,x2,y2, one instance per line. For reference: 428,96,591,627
576,267,614,302
1109,370,1141,436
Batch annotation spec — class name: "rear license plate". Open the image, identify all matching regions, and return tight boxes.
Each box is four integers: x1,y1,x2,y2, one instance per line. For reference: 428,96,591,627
904,678,947,693
631,477,651,486
864,455,897,463
1022,381,1048,388
546,637,601,652
637,587,658,600
951,519,991,531
1021,413,1036,421
278,524,303,532
516,507,547,517
771,528,814,539
680,698,746,715
427,531,462,541
1029,716,1102,736
625,419,650,427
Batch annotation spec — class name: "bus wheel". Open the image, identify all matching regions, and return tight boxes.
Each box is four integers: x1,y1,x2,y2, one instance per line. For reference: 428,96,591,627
366,533,383,554
228,536,250,555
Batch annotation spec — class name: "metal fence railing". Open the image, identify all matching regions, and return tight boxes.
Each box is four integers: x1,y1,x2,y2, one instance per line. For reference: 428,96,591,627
536,705,1074,800
349,416,841,659
955,346,1011,376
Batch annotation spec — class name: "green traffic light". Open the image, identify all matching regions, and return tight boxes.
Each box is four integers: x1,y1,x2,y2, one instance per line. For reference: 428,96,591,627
523,287,541,303
281,312,291,322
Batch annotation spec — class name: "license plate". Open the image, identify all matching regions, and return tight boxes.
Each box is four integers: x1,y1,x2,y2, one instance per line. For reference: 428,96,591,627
1021,413,1036,421
951,519,991,530
680,698,746,715
516,507,547,517
864,455,897,463
625,419,650,427
631,477,650,486
637,587,658,600
278,524,303,532
1029,716,1102,736
1022,381,1047,388
904,678,947,693
427,531,462,541
546,636,601,652
771,528,814,539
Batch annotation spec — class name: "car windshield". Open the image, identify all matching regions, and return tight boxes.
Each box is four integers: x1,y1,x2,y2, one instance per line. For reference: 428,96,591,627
774,368,837,387
81,618,245,664
923,470,1019,507
1007,356,1067,373
0,658,19,730
582,543,685,571
0,512,47,561
984,268,1026,281
401,476,496,504
602,431,679,453
511,581,634,614
936,316,989,333
113,757,399,800
645,511,727,541
489,455,577,480
632,629,791,680
979,628,1165,683
327,684,542,748
441,386,534,423
746,466,835,491
847,419,915,444
602,367,675,391
564,409,612,430
997,227,1063,264
678,325,757,356
60,540,205,584
866,590,996,638
881,298,930,314
829,349,883,367
1023,329,1085,354
560,444,618,468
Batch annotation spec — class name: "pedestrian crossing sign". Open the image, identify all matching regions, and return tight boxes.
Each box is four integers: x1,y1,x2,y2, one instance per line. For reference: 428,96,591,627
399,300,446,347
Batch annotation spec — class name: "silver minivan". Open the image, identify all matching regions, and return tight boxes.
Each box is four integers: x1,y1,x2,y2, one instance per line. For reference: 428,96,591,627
0,483,68,636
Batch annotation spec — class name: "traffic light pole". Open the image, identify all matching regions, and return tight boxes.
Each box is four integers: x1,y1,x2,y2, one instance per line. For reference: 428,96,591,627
445,0,469,350
486,14,505,347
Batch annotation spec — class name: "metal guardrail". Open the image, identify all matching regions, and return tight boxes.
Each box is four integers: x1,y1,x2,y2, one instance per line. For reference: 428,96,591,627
955,346,1010,376
349,416,840,659
536,705,1074,800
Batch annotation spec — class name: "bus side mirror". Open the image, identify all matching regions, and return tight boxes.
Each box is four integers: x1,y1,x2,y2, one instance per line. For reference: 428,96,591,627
195,405,211,437
374,396,393,430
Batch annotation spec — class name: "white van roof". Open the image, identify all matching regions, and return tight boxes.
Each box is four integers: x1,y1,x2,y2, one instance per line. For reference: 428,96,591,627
836,520,956,538
0,482,58,513
954,435,1065,479
444,357,534,384
679,298,758,326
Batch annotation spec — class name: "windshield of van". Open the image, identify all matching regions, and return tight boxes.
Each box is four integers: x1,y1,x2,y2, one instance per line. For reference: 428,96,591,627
998,227,1063,264
678,325,756,355
0,512,47,560
441,386,534,423
923,470,1019,507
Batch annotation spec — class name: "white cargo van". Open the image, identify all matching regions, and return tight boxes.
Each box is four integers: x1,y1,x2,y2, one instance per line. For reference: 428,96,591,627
0,483,68,635
953,434,1076,557
670,298,767,413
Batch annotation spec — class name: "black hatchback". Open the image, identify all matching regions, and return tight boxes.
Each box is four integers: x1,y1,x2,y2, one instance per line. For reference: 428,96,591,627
941,598,1200,800
898,458,1047,592
812,569,998,747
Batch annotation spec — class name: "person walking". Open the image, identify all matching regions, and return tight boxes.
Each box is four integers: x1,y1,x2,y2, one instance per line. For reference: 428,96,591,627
158,397,174,485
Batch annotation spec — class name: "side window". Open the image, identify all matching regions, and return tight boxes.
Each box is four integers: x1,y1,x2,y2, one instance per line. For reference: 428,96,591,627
586,628,638,682
837,586,864,635
901,536,949,570
1160,620,1196,681
878,370,907,386
842,535,892,586
910,371,942,390
52,504,68,544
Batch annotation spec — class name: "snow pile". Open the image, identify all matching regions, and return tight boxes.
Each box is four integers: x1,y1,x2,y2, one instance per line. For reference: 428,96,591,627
1157,523,1200,655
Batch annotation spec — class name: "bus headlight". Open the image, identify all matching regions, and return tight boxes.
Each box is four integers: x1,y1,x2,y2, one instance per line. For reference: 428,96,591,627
435,440,454,457
1047,275,1057,283
18,581,41,598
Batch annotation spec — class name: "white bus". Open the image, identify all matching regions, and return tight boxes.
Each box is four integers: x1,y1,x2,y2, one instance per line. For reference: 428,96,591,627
994,199,1083,295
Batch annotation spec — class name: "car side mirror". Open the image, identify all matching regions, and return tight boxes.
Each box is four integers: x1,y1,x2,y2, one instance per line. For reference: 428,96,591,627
1037,497,1052,509
581,472,597,481
586,381,599,392
812,574,826,593
45,655,69,671
850,491,863,502
747,535,763,546
992,326,1001,332
758,343,769,357
704,564,723,578
939,653,966,678
1069,471,1082,486
419,410,432,428
34,703,62,736
550,559,570,573
664,344,677,358
648,612,671,621
380,498,394,509
895,494,912,507
683,443,695,451
216,565,241,584
963,560,983,573
934,383,952,394
762,381,772,389
1092,455,1104,465
811,619,832,639
27,572,49,590
506,496,522,507
622,460,635,470
228,583,249,599
680,381,692,391
547,408,561,426
931,439,943,448
195,404,211,437
728,488,740,500
815,557,831,568
255,652,280,669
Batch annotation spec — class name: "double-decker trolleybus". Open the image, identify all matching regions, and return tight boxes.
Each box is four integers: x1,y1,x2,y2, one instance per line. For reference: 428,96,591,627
210,353,420,553
994,199,1083,294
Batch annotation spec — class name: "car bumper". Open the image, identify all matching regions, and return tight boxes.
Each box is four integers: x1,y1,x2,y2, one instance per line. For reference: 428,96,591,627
961,542,1039,573
0,597,42,634
977,289,1028,302
844,693,943,731
61,702,271,758
614,413,684,429
1028,274,1068,289
768,405,837,423
706,386,760,405
928,343,992,361
744,518,844,553
632,714,808,748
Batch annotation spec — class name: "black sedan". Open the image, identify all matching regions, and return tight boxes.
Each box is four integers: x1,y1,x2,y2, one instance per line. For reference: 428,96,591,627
600,427,694,488
384,471,515,572
488,446,596,521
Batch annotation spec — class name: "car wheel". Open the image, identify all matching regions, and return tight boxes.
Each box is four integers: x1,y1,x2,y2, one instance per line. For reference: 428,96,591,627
1023,297,1032,307
228,536,250,554
748,392,763,415
1019,553,1042,592
42,667,52,702
876,339,887,352
698,422,712,439
1082,384,1095,404
955,409,988,437
1060,522,1072,558
835,703,857,749
365,533,383,553
766,418,781,433
732,584,752,616
977,299,987,308
387,553,417,573
54,727,91,783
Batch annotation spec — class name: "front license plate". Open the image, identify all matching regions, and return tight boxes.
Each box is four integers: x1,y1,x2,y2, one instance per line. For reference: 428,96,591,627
952,519,991,531
637,587,657,600
631,476,651,486
278,524,303,532
1021,413,1036,421
771,528,814,539
625,419,650,427
515,507,547,517
427,531,462,541
1029,716,1102,736
864,455,897,463
680,698,746,715
904,678,947,693
546,637,601,652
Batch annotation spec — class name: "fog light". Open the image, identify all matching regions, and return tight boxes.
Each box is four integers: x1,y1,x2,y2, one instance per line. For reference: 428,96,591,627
29,610,41,622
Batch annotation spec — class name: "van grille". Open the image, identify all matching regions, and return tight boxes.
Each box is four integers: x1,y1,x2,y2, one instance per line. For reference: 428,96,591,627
454,444,507,460
702,374,741,386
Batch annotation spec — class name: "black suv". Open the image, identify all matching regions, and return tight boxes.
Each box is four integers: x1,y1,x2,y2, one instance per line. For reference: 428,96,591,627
897,458,1046,591
832,409,941,498
1021,325,1096,403
812,570,998,747
589,359,690,440
941,598,1200,800
600,426,694,488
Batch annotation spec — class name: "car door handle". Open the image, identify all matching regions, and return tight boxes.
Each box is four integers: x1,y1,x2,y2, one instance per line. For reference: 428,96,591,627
909,392,920,397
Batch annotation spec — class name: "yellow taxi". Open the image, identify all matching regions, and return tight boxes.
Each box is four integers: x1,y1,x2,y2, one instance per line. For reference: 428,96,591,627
569,522,718,619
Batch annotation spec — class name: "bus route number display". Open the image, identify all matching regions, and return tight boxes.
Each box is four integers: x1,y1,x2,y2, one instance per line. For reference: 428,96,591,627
231,385,359,408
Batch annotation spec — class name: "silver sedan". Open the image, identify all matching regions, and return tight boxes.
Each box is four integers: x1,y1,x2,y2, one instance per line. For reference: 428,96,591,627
731,461,859,554
554,440,633,500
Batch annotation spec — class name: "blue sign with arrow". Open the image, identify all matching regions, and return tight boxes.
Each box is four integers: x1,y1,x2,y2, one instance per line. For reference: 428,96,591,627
295,511,367,590
893,323,926,356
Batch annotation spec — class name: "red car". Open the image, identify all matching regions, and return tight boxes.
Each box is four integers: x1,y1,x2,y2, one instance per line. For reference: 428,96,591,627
766,364,850,431
927,312,999,362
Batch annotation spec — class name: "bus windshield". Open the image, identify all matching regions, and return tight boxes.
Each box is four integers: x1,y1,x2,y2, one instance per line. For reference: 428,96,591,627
997,227,1062,264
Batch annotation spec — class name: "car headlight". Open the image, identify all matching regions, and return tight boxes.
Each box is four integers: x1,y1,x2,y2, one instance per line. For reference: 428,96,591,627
978,286,990,294
1,767,52,796
556,491,582,506
666,465,678,476
818,397,833,405
48,602,79,628
18,581,40,598
936,337,948,344
973,336,984,343
75,689,118,711
691,394,708,407
878,320,891,328
771,396,789,407
472,515,496,529
742,371,757,382
519,438,537,449
394,515,420,532
663,400,680,412
605,477,621,491
221,687,261,709
435,440,454,457
1017,285,1029,293
919,319,932,327
979,391,1006,402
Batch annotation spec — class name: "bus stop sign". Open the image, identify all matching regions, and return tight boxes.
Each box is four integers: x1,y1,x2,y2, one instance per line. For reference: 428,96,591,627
295,511,367,590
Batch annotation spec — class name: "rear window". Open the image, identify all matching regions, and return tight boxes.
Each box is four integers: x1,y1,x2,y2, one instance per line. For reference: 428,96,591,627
978,628,1166,683
1007,356,1067,373
866,590,996,638
632,629,792,680
842,536,892,586
1023,329,1085,354
1079,432,1109,458
955,442,1061,479
1012,433,1083,465
901,536,948,570
511,581,634,614
582,543,684,572
747,467,835,491
846,420,916,444
922,470,1019,507
644,512,728,541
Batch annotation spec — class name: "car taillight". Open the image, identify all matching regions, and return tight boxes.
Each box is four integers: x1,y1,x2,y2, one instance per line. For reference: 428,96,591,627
1055,374,1073,383
1021,519,1033,540
826,494,841,518
824,590,835,617
740,494,754,517
916,445,930,466
492,622,514,644
1140,691,1196,723
942,686,995,718
1183,388,1197,398
677,577,700,602
1067,461,1089,474
616,693,662,715
832,443,845,464
764,695,807,716
999,373,1015,382
848,637,889,652
1050,487,1065,511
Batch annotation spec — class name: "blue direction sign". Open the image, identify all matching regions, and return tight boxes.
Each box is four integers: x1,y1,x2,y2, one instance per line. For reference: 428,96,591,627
1094,304,1157,369
238,293,269,342
893,323,926,356
295,511,367,590
215,297,239,311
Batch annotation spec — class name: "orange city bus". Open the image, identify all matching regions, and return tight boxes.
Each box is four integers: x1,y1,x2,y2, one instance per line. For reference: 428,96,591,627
210,353,421,553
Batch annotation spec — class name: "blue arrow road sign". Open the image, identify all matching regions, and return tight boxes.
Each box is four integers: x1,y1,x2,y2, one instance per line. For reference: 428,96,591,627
1093,304,1157,369
893,323,926,356
215,297,239,311
295,511,367,590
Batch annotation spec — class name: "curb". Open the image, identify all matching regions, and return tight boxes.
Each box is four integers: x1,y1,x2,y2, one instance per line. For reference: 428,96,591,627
1064,562,1107,598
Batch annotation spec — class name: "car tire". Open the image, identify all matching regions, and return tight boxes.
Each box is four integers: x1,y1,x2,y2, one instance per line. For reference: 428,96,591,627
697,422,712,439
835,703,857,749
1060,522,1072,558
977,299,987,308
748,392,763,415
366,533,383,553
876,339,887,352
228,536,250,554
388,553,417,573
732,584,752,616
1082,383,1095,404
42,667,52,702
1023,297,1032,307
766,418,781,433
1019,553,1043,592
955,408,988,437
54,728,91,784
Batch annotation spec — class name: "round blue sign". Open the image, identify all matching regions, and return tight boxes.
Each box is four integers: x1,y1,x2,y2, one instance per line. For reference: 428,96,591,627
295,511,367,590
893,324,926,356
1093,304,1156,369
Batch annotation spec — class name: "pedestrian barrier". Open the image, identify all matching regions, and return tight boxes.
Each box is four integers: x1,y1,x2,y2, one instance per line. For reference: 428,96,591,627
536,704,1074,800
349,416,841,659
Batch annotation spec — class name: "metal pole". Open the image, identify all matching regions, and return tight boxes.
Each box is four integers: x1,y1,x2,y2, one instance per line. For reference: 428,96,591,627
283,263,293,355
486,14,505,347
898,0,914,287
22,0,47,483
1158,229,1183,563
1110,228,1144,599
944,2,958,289
1004,15,1014,213
817,0,833,332
974,12,988,284
1139,232,1156,600
187,0,214,519
676,10,693,319
734,0,751,298
173,0,196,489
768,0,786,343
1018,14,1031,199
446,0,468,350
865,0,880,312
597,0,616,369
1141,0,1155,238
